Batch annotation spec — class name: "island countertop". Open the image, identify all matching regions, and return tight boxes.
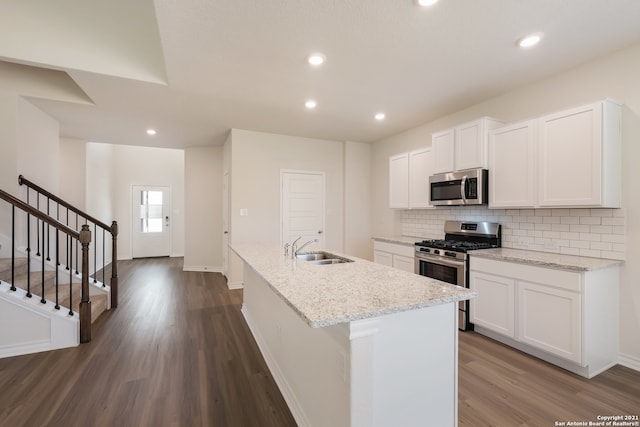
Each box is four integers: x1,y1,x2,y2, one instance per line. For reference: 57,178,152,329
231,243,476,328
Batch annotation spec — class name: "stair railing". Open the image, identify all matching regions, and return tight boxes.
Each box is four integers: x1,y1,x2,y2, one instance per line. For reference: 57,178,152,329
0,188,93,343
18,175,118,308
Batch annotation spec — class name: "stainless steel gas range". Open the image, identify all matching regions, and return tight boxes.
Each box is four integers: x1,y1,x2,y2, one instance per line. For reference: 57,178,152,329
415,220,501,331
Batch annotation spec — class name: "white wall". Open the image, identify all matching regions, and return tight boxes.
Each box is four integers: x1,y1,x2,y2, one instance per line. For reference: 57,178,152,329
86,143,185,260
0,60,90,251
372,42,640,368
59,137,87,210
344,141,372,260
16,99,60,195
229,129,345,251
184,146,223,271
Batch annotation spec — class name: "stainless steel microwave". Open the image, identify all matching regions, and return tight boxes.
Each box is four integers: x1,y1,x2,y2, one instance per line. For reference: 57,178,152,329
429,168,488,206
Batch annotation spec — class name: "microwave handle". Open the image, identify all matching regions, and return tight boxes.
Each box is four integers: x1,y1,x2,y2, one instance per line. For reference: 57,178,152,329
460,175,467,203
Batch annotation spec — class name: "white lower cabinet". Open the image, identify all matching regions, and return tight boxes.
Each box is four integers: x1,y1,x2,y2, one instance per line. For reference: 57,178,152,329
517,281,581,363
373,240,415,273
469,256,619,378
469,272,515,338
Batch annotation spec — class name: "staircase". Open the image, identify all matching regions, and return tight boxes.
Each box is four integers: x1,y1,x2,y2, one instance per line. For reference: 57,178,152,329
0,257,109,323
0,175,119,358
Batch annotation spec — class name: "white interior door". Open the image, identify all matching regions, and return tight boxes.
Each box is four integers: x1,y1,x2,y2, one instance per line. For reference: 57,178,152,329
281,171,325,250
132,185,171,258
222,172,229,277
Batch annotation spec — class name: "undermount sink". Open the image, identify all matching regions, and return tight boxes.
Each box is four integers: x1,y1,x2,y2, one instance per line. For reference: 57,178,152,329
296,251,353,264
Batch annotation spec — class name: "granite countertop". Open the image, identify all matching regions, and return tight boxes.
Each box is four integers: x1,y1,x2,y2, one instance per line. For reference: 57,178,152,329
469,248,624,272
231,243,476,328
372,235,427,246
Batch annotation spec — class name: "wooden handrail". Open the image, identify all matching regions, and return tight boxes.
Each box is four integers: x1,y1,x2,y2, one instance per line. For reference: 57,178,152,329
19,175,111,231
0,188,80,240
1,187,92,342
18,174,119,308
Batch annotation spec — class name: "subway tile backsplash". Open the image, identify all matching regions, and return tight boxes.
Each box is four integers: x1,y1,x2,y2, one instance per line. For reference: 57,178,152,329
401,207,626,260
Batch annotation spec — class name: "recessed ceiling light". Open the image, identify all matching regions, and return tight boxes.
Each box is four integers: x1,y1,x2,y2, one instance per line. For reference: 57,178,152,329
415,0,439,6
305,100,317,109
375,113,386,121
146,129,157,136
517,32,543,48
307,53,326,66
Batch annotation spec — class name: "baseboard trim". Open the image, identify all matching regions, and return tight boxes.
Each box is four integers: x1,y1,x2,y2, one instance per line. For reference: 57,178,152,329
241,306,311,427
182,265,222,273
227,281,243,290
619,352,640,372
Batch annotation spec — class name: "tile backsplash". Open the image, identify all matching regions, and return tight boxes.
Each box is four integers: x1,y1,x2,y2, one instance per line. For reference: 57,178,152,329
401,207,626,260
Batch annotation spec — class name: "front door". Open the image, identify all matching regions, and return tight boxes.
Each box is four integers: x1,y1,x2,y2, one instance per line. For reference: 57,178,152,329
132,185,171,258
281,171,325,249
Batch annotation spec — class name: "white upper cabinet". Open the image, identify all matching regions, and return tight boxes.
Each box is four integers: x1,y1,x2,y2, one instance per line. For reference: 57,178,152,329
408,148,433,209
489,120,537,208
488,99,621,209
432,117,504,174
389,148,433,209
537,99,621,208
432,129,455,174
389,153,410,208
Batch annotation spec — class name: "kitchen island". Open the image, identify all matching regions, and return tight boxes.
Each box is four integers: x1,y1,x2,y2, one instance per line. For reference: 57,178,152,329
231,243,476,427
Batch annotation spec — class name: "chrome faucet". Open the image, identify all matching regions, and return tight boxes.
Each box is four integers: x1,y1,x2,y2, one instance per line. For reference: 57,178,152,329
290,236,302,258
294,238,319,257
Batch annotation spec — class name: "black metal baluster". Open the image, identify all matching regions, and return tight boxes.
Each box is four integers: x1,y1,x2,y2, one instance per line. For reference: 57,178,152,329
68,236,73,316
75,214,79,274
66,231,70,271
56,203,60,266
55,230,60,309
36,194,40,256
102,228,106,286
46,198,51,261
26,202,32,298
41,223,46,304
10,206,16,292
94,223,97,283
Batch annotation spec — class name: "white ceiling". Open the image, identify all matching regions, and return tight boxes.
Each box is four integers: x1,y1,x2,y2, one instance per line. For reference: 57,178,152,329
2,0,640,149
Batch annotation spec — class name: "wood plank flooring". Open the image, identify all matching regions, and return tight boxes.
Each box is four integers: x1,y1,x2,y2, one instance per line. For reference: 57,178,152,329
0,256,638,426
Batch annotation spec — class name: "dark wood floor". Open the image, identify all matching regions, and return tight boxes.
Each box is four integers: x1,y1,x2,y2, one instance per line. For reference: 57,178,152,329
0,257,638,426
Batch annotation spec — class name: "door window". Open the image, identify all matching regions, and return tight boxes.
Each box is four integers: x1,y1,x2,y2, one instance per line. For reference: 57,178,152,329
140,190,163,233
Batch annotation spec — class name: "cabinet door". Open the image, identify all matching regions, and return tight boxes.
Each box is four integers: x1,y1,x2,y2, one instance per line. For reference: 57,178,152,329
517,281,581,364
389,153,409,208
489,120,536,208
455,120,485,171
432,129,455,174
392,254,415,273
409,148,433,208
373,250,393,267
469,272,515,338
537,102,602,207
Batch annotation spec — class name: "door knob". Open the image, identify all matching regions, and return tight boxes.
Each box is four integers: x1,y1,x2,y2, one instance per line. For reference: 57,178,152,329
318,230,323,234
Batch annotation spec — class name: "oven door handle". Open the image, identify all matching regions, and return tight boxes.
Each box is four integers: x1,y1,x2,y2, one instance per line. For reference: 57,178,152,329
416,254,464,268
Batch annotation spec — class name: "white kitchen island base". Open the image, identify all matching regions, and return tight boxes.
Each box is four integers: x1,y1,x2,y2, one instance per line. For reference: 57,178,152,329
241,264,459,427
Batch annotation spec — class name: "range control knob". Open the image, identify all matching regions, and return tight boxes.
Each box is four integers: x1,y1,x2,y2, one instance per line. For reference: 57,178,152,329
434,250,440,255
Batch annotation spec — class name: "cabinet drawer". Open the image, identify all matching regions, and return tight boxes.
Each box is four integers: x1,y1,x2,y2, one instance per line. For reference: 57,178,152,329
373,241,416,258
470,257,581,292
